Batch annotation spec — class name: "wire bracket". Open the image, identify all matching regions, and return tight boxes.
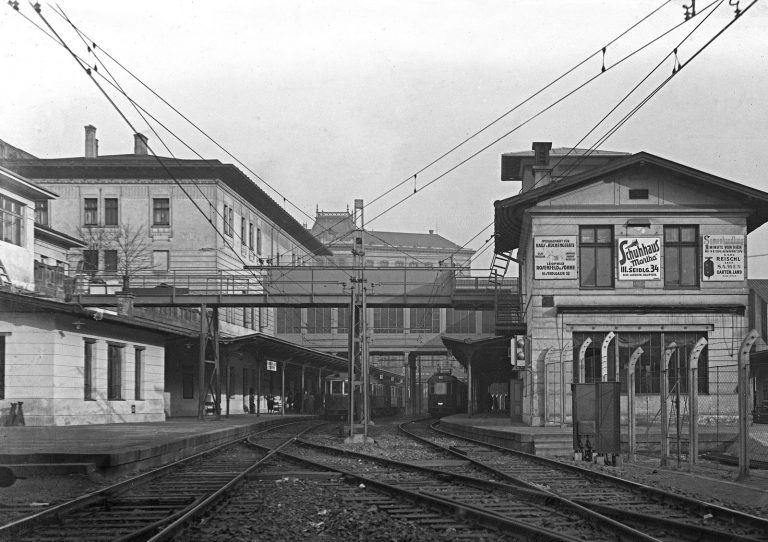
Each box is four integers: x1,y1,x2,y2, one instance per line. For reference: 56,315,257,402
683,1,696,20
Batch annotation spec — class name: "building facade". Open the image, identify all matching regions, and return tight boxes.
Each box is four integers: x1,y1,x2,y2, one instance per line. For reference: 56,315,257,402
495,142,768,426
275,208,495,412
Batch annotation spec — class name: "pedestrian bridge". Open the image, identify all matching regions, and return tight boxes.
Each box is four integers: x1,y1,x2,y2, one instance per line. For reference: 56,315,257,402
73,266,518,311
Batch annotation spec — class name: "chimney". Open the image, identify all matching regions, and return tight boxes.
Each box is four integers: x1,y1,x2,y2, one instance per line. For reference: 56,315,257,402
84,125,98,158
429,229,434,234
530,141,553,189
133,133,149,155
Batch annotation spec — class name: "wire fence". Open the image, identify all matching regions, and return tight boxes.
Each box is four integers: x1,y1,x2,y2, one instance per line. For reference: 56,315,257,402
543,360,768,466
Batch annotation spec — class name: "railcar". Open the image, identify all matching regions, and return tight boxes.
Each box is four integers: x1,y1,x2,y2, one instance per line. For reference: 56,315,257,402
323,368,405,420
427,371,467,417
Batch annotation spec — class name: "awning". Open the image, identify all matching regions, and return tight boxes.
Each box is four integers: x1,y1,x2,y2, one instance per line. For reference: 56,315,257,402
441,335,513,376
222,332,348,372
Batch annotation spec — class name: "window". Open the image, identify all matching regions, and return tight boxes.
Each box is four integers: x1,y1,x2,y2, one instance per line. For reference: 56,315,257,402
34,200,48,225
84,340,94,400
574,331,709,394
446,309,476,334
481,310,496,334
107,344,123,400
84,198,98,226
222,205,234,236
104,198,118,226
337,307,349,334
83,250,99,273
152,198,170,226
374,308,403,334
410,308,439,333
153,250,169,271
276,307,302,333
579,226,614,288
134,348,144,400
0,196,23,246
249,223,254,250
104,250,118,273
664,225,698,287
306,308,332,333
629,189,649,200
256,228,262,254
182,367,194,399
0,336,5,400
241,217,246,245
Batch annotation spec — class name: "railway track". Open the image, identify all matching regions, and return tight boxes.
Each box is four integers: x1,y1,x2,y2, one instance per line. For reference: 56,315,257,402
404,418,768,542
0,420,321,542
276,425,655,541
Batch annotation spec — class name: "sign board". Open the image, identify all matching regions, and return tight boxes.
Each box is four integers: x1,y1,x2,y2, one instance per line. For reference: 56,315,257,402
266,360,277,372
617,237,660,280
702,234,745,281
534,237,577,279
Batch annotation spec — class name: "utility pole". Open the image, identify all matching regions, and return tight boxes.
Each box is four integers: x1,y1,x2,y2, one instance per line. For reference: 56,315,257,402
347,199,371,442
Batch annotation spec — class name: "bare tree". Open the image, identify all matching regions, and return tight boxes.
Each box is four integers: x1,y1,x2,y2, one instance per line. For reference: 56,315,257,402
76,223,153,291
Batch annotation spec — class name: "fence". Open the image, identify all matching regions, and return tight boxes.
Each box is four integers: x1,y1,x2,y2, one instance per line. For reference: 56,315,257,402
544,352,768,471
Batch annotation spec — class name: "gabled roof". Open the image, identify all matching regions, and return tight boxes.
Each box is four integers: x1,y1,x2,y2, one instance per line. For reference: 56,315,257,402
494,151,768,253
311,211,468,254
2,155,331,257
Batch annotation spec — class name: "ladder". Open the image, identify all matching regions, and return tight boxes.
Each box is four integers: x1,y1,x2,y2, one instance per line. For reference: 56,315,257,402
489,251,513,286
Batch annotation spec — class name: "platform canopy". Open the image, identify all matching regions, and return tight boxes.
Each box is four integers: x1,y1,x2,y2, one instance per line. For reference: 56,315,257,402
441,335,514,379
222,332,349,373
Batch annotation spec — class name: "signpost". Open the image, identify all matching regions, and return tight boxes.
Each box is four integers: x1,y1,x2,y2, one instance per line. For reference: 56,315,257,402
533,237,577,279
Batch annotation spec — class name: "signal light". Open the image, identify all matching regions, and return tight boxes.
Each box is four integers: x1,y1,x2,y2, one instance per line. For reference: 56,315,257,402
511,335,526,367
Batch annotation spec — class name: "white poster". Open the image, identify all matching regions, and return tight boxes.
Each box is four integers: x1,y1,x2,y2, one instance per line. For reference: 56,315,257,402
534,236,577,279
702,234,745,281
618,237,660,280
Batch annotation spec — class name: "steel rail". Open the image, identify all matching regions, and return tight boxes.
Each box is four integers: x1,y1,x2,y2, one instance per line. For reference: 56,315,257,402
286,435,655,541
418,419,768,541
0,420,319,542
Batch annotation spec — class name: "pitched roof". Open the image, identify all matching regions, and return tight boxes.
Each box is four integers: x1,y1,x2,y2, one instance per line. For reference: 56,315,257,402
494,151,768,252
2,155,331,257
310,211,469,253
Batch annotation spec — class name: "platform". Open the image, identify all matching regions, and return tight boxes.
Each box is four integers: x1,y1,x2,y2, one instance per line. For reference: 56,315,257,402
439,414,574,457
0,414,307,477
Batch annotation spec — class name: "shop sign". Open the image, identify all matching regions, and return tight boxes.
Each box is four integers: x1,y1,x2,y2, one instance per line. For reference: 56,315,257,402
702,234,745,281
618,237,660,280
534,236,577,279
266,360,277,371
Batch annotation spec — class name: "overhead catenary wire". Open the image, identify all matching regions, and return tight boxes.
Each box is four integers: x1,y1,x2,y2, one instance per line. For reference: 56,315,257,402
362,0,674,211
359,1,721,232
17,3,357,302
540,0,725,188
51,0,698,272
541,0,754,192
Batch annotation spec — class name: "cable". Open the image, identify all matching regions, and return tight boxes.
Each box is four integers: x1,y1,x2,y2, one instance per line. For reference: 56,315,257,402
542,0,724,186
50,3,318,228
363,0,673,210
360,3,718,231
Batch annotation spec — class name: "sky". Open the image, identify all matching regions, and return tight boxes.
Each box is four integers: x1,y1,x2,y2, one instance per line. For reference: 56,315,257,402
1,1,767,275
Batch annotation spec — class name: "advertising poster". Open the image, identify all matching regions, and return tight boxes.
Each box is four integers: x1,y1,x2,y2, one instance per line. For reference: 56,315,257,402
534,236,577,279
702,234,745,281
617,237,660,280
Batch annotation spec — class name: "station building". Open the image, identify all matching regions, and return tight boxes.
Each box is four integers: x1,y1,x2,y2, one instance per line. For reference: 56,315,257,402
494,142,768,426
0,129,342,422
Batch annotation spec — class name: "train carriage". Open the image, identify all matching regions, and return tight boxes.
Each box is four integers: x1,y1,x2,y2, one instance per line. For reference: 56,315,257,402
323,368,405,420
427,371,467,417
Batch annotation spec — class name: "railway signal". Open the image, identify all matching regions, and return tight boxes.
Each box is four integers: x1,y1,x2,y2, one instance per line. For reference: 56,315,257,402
511,335,526,367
